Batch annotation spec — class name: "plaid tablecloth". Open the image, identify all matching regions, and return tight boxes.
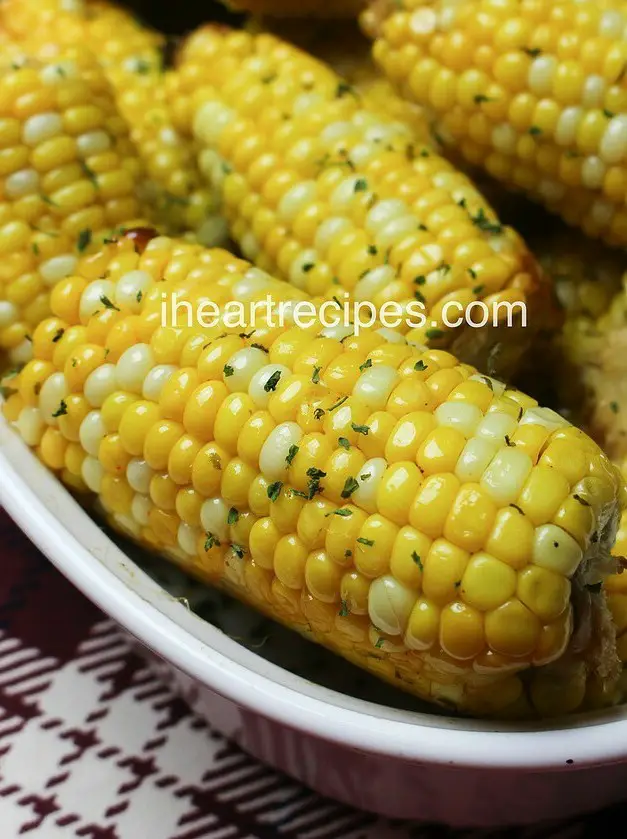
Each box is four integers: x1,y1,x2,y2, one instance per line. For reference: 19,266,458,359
0,509,624,839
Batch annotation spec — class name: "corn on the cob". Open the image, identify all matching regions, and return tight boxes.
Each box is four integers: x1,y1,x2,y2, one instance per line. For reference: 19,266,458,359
169,26,554,378
2,0,222,243
3,228,625,719
221,0,366,18
0,46,145,365
529,232,627,682
364,0,627,248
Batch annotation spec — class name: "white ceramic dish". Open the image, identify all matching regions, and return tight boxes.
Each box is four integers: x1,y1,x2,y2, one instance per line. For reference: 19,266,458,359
1,416,626,828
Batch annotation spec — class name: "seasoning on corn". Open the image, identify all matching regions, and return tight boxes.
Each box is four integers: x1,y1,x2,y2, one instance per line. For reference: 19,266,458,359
2,0,223,244
363,0,627,248
4,229,625,720
0,46,145,365
169,25,555,378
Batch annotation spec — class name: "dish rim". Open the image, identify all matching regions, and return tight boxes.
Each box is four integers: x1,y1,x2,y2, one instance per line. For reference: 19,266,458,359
2,419,627,770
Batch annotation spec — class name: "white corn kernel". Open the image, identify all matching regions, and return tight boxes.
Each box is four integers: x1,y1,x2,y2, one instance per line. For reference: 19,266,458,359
178,523,199,556
233,267,274,300
598,9,625,38
82,456,104,493
40,254,78,288
249,364,290,408
5,169,40,199
354,265,396,301
39,372,68,424
259,422,303,481
314,216,352,253
200,497,230,543
468,374,506,396
581,76,606,108
131,493,152,526
142,365,177,402
224,347,268,393
15,407,45,446
11,339,33,365
79,410,106,457
352,457,387,514
0,301,18,329
368,575,417,636
476,410,518,441
116,344,155,394
532,524,582,577
115,270,152,312
519,406,569,430
600,115,627,165
331,175,369,210
278,181,317,223
365,199,406,234
77,130,111,156
581,156,606,189
126,459,154,495
353,364,399,410
289,249,318,290
375,215,422,250
40,61,78,85
435,401,483,438
23,113,63,146
480,448,533,505
79,279,116,322
193,101,234,146
84,364,117,407
555,107,582,146
528,56,557,97
455,437,499,483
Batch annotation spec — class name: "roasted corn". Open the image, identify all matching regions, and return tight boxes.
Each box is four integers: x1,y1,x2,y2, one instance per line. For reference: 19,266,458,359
0,46,145,365
2,0,222,242
170,26,555,378
3,229,625,719
364,0,627,247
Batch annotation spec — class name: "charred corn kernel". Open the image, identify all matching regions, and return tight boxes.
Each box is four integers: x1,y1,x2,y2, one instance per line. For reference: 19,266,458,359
367,0,627,246
5,232,625,720
174,25,552,378
3,0,220,244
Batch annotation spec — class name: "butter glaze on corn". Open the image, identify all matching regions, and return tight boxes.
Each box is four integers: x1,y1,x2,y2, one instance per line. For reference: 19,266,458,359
3,231,624,719
2,0,222,243
171,26,552,377
0,47,145,365
365,0,627,247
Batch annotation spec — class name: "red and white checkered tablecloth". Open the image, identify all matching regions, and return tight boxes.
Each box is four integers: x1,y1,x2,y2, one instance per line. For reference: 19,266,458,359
0,509,624,839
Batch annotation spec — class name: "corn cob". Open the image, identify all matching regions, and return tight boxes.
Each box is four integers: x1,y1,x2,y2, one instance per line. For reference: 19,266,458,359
0,46,145,365
3,228,625,719
220,0,366,17
364,0,627,248
169,26,554,378
1,0,222,243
